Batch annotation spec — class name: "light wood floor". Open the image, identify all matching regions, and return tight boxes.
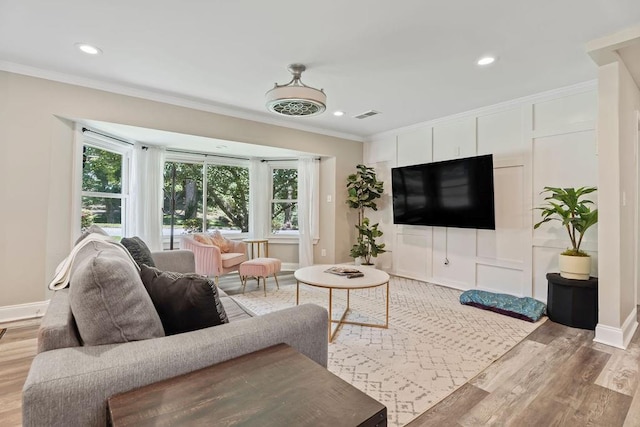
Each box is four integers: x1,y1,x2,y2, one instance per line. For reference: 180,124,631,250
0,318,40,426
409,317,640,426
2,315,640,426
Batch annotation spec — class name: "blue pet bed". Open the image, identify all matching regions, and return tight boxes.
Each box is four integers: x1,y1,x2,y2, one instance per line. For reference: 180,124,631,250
460,290,546,322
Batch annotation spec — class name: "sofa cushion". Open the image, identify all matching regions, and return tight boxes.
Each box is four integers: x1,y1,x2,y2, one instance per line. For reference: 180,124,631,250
140,265,229,335
220,296,254,322
37,288,81,353
75,224,110,245
221,252,247,268
69,246,165,345
120,236,156,268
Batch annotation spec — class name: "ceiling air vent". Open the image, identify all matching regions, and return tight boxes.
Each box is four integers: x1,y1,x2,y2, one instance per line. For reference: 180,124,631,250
354,110,380,119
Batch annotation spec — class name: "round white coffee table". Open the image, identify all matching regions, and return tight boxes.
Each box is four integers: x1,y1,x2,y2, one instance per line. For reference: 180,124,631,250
294,265,390,342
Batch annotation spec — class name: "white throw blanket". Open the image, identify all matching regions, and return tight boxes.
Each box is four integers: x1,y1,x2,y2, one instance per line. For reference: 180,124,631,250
48,234,140,290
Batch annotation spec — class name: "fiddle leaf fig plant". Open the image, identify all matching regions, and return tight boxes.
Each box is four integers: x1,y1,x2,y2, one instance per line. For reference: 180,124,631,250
533,186,598,256
347,164,385,265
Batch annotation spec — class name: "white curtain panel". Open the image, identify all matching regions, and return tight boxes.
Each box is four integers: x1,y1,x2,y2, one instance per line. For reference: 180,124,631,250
130,143,165,251
249,159,270,239
298,157,320,267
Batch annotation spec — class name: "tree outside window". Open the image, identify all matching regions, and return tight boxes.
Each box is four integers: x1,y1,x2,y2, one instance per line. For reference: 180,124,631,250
163,161,250,237
207,165,249,232
81,145,126,238
163,162,204,234
271,168,298,234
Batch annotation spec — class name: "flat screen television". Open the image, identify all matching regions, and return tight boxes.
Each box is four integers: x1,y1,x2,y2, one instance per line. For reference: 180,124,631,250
391,154,496,229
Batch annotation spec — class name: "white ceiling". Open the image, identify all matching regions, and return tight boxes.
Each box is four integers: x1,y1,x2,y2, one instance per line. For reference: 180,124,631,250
1,1,640,142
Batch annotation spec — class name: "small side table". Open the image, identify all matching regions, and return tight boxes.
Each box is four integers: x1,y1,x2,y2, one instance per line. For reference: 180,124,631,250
243,238,269,259
546,273,598,330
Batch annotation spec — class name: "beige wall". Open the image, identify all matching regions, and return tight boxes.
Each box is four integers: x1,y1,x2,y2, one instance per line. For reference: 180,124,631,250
597,62,622,327
0,71,362,307
596,59,640,330
618,61,640,323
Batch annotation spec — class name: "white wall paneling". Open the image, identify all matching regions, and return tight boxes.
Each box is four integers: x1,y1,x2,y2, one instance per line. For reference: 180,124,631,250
433,118,476,161
394,227,431,280
397,127,432,167
431,227,476,289
365,136,396,165
476,263,524,296
477,108,524,156
370,85,598,300
533,90,597,134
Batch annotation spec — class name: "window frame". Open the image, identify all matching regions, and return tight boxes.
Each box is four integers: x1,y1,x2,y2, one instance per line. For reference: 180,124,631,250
269,161,299,238
77,132,132,238
163,152,251,241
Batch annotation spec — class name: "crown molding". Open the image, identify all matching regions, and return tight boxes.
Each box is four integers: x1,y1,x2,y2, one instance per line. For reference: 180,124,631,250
366,80,598,142
0,61,364,143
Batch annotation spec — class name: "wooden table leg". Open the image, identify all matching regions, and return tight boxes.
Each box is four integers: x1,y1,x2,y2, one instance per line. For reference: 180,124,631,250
328,288,333,342
296,281,300,305
385,281,389,328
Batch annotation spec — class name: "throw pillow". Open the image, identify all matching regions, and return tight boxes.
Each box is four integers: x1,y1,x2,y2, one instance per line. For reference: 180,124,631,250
140,265,229,335
211,230,231,253
193,233,214,245
74,224,111,245
120,236,156,268
69,247,165,345
459,290,546,322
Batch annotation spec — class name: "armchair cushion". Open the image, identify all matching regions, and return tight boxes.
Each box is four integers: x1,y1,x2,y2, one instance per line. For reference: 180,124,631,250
193,233,214,245
211,230,231,253
140,265,229,335
221,252,247,269
181,235,247,277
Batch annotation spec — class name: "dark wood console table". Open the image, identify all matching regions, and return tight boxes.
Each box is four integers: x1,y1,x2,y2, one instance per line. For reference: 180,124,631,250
546,273,598,330
108,343,387,427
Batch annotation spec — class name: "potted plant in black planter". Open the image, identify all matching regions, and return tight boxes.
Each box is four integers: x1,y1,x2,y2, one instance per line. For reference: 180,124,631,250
534,186,598,280
346,164,386,265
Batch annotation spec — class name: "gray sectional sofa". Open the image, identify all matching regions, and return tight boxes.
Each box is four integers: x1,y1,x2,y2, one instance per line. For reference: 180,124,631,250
22,247,328,426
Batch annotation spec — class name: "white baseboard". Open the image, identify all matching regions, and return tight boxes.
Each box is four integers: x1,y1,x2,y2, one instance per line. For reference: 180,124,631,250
0,300,49,323
281,262,298,271
594,307,639,349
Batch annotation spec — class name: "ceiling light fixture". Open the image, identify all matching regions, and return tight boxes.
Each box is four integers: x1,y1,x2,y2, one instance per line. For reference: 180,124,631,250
75,43,102,55
477,56,496,66
333,111,345,117
265,64,326,117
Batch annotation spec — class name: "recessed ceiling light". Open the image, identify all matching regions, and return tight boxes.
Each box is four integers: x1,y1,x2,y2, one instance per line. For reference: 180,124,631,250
333,111,345,117
477,56,496,66
75,43,102,55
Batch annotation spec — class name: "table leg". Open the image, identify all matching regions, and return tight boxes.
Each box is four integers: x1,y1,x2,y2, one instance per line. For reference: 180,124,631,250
328,288,333,342
296,281,300,305
385,281,389,328
347,289,350,310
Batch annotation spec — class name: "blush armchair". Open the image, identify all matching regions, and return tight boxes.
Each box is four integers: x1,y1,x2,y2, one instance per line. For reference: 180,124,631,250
181,234,248,283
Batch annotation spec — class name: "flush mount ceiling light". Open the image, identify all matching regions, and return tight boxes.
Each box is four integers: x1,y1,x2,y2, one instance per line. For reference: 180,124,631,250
477,56,496,66
75,43,102,55
265,64,326,117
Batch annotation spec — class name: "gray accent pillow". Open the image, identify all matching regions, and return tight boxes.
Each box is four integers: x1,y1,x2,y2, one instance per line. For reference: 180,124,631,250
120,236,156,268
140,265,229,335
69,249,165,345
75,224,110,245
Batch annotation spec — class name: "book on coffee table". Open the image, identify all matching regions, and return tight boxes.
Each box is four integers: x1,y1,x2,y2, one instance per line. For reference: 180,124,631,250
324,266,364,278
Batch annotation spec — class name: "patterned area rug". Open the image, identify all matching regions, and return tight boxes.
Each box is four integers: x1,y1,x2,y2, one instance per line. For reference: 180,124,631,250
231,275,545,426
